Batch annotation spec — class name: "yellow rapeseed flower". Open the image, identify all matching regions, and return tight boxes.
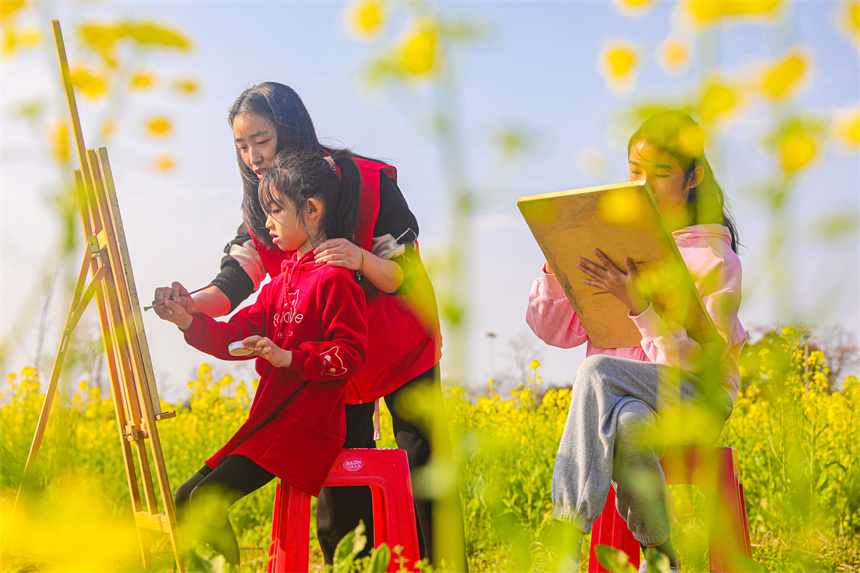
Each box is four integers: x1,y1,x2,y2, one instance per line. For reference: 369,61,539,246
599,39,640,94
145,116,172,137
835,0,860,46
779,129,818,174
17,26,40,47
153,154,175,172
345,0,386,39
129,71,155,90
683,0,783,28
613,0,656,16
698,76,739,124
759,48,809,101
833,107,860,148
529,360,541,370
657,37,690,73
0,0,25,24
399,17,439,77
101,118,116,140
70,64,107,99
597,184,648,228
48,119,70,163
677,121,706,158
174,77,199,95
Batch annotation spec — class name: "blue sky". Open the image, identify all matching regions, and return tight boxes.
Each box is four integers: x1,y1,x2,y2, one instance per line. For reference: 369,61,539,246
2,1,858,399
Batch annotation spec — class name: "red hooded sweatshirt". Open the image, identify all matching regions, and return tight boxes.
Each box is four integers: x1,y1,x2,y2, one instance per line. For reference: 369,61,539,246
250,157,441,404
182,250,367,496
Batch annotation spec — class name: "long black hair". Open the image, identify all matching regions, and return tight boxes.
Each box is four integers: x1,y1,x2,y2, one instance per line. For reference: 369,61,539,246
228,82,360,246
628,111,739,253
258,148,362,248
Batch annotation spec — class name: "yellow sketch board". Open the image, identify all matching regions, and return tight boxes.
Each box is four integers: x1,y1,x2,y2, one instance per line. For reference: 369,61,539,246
517,180,718,349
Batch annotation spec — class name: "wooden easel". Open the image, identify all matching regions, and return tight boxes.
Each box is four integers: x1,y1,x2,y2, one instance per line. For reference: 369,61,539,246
8,21,185,572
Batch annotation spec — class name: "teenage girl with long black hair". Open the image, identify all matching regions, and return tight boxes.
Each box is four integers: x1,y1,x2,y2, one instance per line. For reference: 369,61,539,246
152,82,464,568
528,111,746,572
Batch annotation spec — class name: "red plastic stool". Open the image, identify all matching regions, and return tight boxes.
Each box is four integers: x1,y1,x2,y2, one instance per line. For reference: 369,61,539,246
267,448,420,573
588,446,752,573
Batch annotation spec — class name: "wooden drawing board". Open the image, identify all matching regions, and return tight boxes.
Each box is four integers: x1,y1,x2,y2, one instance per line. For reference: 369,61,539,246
517,180,718,349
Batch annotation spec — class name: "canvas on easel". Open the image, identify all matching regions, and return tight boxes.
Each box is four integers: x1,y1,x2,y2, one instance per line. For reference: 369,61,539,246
518,180,718,349
8,20,185,572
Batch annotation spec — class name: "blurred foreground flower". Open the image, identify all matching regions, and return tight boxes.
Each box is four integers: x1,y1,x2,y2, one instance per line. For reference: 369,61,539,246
758,48,810,101
833,106,860,148
174,77,199,95
657,37,691,74
698,76,740,124
48,120,71,164
683,0,784,28
599,39,640,94
345,0,386,39
100,118,116,140
598,184,648,227
146,116,173,137
613,0,657,16
0,0,26,24
835,0,860,46
771,120,823,175
2,473,141,571
70,63,107,99
153,154,175,172
399,17,440,77
129,70,155,90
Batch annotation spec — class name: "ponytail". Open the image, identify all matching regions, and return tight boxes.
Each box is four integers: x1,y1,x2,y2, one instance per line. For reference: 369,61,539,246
325,149,362,242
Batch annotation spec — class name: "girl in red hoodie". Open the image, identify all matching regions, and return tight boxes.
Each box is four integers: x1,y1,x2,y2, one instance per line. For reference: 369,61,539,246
155,149,368,567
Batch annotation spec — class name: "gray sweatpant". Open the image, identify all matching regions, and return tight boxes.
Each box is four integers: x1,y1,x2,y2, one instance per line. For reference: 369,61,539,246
551,354,732,544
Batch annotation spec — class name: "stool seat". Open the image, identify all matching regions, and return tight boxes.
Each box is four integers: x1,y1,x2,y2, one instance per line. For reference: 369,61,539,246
588,446,752,573
267,448,420,573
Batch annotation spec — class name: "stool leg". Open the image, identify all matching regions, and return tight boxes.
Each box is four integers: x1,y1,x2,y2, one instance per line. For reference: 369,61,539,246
268,482,312,573
588,487,640,573
267,484,282,573
369,486,388,552
707,450,752,573
382,481,420,572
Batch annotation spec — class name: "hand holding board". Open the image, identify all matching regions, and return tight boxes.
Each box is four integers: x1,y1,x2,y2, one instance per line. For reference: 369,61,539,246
518,181,718,349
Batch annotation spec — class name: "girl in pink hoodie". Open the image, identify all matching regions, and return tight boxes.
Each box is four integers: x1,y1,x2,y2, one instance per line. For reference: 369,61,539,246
527,112,746,573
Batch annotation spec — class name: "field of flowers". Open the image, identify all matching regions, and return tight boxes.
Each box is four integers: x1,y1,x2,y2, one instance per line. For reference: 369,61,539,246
1,327,858,572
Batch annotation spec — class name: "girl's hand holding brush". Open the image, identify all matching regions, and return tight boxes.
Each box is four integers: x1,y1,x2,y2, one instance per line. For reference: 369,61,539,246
147,283,208,314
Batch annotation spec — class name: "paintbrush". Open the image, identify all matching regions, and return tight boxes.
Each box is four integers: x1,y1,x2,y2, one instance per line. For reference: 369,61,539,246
144,285,209,311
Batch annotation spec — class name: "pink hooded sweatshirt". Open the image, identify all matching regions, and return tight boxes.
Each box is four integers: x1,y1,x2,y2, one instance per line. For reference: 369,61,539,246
526,224,747,402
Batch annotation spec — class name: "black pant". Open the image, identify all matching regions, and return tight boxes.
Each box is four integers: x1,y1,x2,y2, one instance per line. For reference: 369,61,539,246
174,455,275,565
316,365,466,568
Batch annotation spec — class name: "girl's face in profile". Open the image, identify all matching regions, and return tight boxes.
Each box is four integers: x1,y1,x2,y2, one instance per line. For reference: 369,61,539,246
264,195,312,255
628,140,699,227
233,113,278,179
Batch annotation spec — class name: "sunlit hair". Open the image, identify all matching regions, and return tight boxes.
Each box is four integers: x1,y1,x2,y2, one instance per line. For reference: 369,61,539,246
258,149,361,248
229,82,348,246
628,111,739,253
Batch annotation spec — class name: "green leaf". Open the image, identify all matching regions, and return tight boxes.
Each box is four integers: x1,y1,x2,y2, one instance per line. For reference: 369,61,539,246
595,544,637,573
642,547,670,573
367,544,391,573
333,530,356,573
333,520,368,573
